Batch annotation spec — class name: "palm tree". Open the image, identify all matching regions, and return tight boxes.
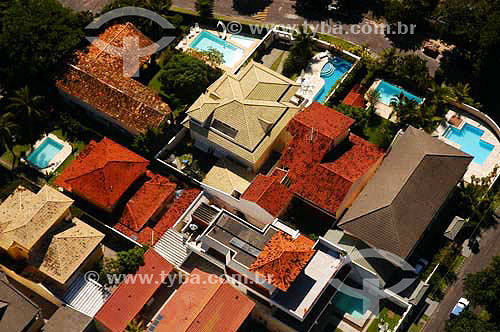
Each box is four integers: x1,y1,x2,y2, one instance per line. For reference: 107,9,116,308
283,26,315,76
6,86,45,145
126,319,144,332
0,112,19,170
390,94,442,133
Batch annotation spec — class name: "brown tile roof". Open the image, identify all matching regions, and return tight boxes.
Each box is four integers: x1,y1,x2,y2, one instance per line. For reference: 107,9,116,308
118,172,176,232
155,269,255,332
56,23,171,134
54,137,149,211
241,172,293,217
249,232,315,291
339,126,472,258
342,84,366,108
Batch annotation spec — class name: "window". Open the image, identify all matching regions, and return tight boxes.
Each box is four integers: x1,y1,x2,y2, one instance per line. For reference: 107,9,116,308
211,119,238,138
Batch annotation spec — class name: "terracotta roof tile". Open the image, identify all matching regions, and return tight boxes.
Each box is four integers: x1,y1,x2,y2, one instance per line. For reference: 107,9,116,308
118,172,176,232
54,137,149,211
277,103,384,216
154,189,201,234
95,250,173,332
241,173,293,217
249,232,315,291
156,269,254,332
56,23,171,134
343,85,366,108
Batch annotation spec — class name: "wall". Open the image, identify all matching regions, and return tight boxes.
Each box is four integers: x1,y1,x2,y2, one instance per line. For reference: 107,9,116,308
449,101,500,141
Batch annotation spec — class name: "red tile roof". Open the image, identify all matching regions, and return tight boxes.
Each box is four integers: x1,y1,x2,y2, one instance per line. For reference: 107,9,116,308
155,269,255,332
241,172,293,217
277,103,384,216
249,232,315,291
54,137,149,211
95,249,173,332
56,23,171,134
343,84,366,108
154,189,202,235
118,172,177,232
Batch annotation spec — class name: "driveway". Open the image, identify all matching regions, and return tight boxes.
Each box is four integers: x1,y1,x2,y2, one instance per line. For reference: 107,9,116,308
422,220,500,332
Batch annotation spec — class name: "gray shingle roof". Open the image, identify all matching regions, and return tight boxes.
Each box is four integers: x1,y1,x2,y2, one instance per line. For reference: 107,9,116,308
338,126,472,258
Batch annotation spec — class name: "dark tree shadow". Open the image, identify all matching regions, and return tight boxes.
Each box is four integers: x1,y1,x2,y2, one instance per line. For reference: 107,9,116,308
232,0,272,15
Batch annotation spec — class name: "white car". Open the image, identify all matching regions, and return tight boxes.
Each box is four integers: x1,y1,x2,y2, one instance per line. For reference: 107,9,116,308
414,258,429,275
451,297,470,317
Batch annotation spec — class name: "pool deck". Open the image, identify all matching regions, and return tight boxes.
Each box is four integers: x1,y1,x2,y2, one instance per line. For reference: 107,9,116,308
296,51,331,106
25,134,72,176
433,110,500,182
176,27,260,73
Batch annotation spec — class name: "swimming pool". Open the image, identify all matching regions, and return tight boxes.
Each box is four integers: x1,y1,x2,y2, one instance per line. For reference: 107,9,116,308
229,34,256,48
190,31,244,67
444,123,494,165
331,289,371,318
27,137,64,169
314,57,353,103
375,80,423,105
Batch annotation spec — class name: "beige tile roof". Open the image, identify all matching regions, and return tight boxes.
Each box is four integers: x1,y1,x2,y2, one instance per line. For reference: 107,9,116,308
35,218,104,285
202,159,253,194
0,186,73,251
186,61,300,164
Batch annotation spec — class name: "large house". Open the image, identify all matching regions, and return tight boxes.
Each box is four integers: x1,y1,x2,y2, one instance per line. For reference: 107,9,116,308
240,103,385,220
338,126,473,259
0,185,73,260
184,61,301,172
54,137,149,212
56,23,171,135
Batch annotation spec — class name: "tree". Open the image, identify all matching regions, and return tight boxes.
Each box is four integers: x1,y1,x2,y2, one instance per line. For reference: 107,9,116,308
0,112,19,170
132,125,166,158
158,53,222,108
117,246,148,274
464,256,500,319
195,0,214,17
126,320,145,332
390,94,441,133
0,0,89,88
6,87,46,145
282,26,315,77
445,311,499,332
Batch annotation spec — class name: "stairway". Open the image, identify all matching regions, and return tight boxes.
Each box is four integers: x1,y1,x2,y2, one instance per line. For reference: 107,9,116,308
252,6,270,21
154,229,190,267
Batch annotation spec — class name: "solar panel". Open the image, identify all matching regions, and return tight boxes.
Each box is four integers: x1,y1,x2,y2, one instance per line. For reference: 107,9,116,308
230,237,261,257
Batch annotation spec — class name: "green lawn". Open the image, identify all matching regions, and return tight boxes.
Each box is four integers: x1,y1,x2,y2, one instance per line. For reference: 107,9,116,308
366,307,402,332
317,33,361,52
47,128,86,183
0,143,31,169
271,52,286,72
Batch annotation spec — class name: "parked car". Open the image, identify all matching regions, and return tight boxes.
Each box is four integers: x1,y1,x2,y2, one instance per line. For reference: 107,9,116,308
451,297,470,317
413,258,429,275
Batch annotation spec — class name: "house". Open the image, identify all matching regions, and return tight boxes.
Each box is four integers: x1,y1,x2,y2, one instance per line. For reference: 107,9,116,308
0,185,73,260
0,272,43,332
29,218,105,291
169,196,348,330
56,23,171,135
184,61,301,172
153,268,255,332
94,249,174,332
44,306,94,332
114,172,177,237
241,102,385,220
54,137,149,212
338,126,473,259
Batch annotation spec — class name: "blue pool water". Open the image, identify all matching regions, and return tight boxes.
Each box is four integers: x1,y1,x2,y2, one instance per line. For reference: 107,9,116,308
331,289,371,318
229,34,256,48
27,137,63,169
375,80,423,105
190,31,244,67
314,57,353,103
444,124,494,165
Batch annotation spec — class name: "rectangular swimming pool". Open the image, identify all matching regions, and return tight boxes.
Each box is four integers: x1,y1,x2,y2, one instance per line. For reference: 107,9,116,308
190,30,244,67
331,289,371,318
375,80,423,105
444,123,494,165
27,137,63,169
314,57,353,103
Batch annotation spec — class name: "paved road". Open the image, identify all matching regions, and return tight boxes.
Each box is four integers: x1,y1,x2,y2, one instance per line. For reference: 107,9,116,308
422,221,500,332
